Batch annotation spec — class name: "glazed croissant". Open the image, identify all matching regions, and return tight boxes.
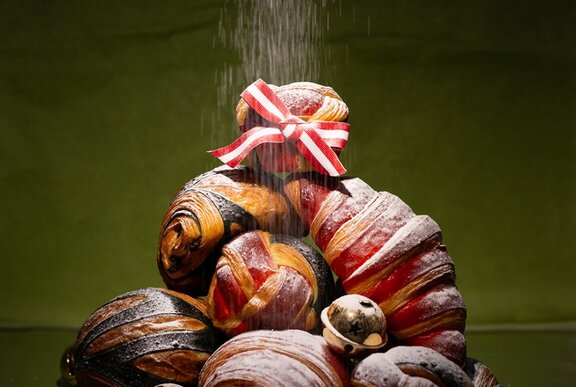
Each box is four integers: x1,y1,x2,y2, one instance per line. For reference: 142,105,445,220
284,172,467,365
352,348,502,387
157,165,304,295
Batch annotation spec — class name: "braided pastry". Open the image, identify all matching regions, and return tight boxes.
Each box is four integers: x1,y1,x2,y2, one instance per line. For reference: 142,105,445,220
235,81,349,174
284,173,467,365
351,346,473,387
198,329,349,387
73,288,220,386
206,230,335,336
157,165,304,295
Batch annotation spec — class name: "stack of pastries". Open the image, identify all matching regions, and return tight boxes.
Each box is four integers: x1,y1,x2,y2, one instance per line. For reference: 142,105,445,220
67,80,501,386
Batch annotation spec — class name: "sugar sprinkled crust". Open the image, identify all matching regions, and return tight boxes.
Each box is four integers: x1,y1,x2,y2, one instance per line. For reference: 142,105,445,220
405,329,467,367
238,81,347,124
351,354,407,386
198,329,349,387
387,346,473,386
283,173,468,365
352,346,473,387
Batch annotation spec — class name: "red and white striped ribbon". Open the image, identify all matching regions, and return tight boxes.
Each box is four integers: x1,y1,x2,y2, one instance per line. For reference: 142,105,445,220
210,79,349,176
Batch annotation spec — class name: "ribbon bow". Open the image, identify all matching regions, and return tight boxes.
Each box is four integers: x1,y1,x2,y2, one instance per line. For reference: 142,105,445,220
210,79,349,176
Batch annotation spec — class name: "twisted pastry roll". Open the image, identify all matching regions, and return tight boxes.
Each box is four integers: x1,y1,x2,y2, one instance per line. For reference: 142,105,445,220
158,165,304,295
235,81,349,173
206,230,335,336
73,288,220,386
284,173,467,365
198,329,350,386
351,346,473,387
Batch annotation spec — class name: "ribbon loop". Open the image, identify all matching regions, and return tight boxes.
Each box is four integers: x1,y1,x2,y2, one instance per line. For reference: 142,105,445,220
210,79,349,176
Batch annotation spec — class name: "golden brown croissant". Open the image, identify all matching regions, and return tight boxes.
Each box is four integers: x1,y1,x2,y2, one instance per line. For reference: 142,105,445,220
284,172,467,366
198,329,350,386
206,230,335,336
72,288,220,386
157,165,304,295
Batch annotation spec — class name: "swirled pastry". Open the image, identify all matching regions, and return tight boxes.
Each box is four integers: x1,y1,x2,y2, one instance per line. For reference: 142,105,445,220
198,329,349,386
157,165,304,295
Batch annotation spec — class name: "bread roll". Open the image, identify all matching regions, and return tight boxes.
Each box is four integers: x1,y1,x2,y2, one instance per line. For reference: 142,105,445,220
207,230,335,336
198,329,349,386
73,288,220,386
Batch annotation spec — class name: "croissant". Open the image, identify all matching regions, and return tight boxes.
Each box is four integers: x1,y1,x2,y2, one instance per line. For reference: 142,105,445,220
206,230,335,336
73,287,220,386
351,346,473,387
284,172,467,365
198,329,350,386
157,165,304,295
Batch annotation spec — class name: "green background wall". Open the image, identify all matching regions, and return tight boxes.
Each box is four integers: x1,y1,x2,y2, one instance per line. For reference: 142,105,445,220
1,0,574,330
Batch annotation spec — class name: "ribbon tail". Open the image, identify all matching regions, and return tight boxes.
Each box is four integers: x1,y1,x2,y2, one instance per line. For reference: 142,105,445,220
295,130,347,176
209,127,284,168
309,121,350,151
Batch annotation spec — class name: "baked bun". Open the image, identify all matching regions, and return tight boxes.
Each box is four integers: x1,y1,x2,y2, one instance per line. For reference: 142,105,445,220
207,230,335,336
351,346,473,387
73,288,220,386
198,329,349,386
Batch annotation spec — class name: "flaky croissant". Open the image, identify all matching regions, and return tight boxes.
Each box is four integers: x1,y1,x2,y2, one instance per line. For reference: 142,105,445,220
198,329,349,387
284,172,467,366
206,230,335,336
157,165,304,295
